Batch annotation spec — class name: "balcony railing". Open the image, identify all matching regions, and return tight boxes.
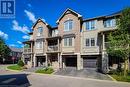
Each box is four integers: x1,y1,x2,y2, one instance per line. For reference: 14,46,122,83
51,34,59,37
47,45,58,52
23,48,32,53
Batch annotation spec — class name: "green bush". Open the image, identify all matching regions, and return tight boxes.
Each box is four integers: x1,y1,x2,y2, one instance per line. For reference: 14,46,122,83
35,67,54,74
17,60,24,67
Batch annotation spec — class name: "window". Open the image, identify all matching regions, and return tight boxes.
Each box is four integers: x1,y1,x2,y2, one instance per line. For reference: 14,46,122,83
104,19,116,27
37,27,43,36
36,41,43,49
91,38,95,46
64,37,73,47
68,38,72,46
52,29,59,37
86,39,89,46
64,38,67,46
64,20,73,31
86,38,96,47
86,20,96,30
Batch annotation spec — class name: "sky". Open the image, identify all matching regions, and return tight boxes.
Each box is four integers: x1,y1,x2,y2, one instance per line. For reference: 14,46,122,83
0,0,130,48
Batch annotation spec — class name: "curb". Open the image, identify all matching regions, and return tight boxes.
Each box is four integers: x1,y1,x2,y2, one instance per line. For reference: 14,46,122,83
107,74,117,82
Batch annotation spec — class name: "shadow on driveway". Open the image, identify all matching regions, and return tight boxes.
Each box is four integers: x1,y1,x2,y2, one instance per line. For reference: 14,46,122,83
0,74,31,87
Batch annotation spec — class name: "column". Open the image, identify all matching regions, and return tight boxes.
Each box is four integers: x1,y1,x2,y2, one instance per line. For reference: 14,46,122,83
102,33,109,73
102,33,105,50
33,54,36,67
59,54,63,69
77,53,81,70
58,53,60,69
45,54,48,67
58,39,59,51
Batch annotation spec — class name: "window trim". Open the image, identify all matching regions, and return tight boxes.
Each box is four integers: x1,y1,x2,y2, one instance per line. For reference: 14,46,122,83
104,18,116,28
86,20,96,30
64,20,73,31
37,27,43,37
35,41,43,49
85,38,96,47
63,37,73,47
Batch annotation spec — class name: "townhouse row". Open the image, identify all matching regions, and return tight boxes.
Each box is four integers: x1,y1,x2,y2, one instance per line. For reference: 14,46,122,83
23,8,119,73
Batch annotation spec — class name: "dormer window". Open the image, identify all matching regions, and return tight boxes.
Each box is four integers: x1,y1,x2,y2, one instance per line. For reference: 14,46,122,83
37,26,43,37
104,18,116,28
64,20,73,31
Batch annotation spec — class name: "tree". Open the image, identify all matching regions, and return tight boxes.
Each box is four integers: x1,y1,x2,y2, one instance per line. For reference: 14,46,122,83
107,7,130,76
0,37,10,63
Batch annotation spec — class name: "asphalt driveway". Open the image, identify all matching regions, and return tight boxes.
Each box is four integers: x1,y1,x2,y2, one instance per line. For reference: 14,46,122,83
0,65,130,87
54,67,111,80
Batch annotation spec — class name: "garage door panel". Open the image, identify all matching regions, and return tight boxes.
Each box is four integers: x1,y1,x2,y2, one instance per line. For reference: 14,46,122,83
83,58,97,68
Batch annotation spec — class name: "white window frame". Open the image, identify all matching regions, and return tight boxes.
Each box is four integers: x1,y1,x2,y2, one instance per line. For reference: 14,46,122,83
35,41,43,49
37,26,43,37
63,37,73,47
64,20,73,31
86,20,96,30
85,38,96,47
104,19,116,28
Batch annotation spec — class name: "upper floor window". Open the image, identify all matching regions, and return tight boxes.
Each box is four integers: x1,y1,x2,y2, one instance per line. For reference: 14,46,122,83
64,20,73,31
36,41,43,49
86,38,96,47
52,29,59,37
86,20,96,30
64,37,73,47
37,26,43,36
104,19,116,28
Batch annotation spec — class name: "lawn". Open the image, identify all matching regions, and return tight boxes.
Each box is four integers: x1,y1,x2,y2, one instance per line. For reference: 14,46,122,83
7,65,22,71
111,74,130,82
35,67,54,74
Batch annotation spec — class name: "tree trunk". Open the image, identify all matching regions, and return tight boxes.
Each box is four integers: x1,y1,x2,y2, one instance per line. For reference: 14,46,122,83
124,58,128,77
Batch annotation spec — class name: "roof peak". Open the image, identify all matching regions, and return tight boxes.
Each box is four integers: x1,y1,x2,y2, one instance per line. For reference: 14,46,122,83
56,8,82,23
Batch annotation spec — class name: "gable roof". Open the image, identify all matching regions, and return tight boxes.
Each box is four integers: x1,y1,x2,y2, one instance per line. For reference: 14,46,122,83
9,46,23,53
31,18,50,29
56,8,82,23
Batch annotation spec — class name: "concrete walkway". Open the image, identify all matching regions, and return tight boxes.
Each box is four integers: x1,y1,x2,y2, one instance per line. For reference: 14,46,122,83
54,67,111,80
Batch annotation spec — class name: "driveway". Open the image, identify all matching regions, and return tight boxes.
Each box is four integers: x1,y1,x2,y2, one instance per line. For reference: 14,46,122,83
54,67,111,80
0,66,130,87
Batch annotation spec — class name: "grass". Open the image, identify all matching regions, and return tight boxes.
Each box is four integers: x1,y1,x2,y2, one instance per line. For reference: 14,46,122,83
35,67,54,74
7,65,22,71
111,74,130,82
109,70,130,82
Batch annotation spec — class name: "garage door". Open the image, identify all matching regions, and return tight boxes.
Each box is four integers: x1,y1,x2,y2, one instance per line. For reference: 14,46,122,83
83,58,97,68
65,57,77,67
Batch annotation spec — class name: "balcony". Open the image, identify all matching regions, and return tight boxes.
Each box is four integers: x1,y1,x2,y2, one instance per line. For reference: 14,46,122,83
52,34,60,37
23,48,32,54
47,45,59,52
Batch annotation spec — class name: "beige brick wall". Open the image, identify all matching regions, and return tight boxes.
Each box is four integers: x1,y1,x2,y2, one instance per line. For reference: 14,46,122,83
32,20,49,54
58,13,81,53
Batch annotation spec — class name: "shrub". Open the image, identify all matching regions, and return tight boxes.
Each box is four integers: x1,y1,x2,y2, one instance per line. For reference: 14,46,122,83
35,67,54,74
17,60,24,67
